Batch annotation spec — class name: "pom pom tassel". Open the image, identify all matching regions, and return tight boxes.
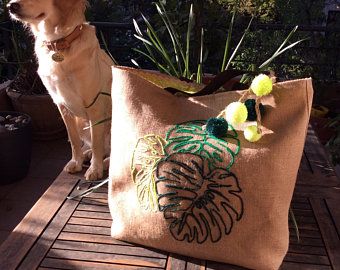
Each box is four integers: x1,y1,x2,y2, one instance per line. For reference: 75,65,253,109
208,74,275,142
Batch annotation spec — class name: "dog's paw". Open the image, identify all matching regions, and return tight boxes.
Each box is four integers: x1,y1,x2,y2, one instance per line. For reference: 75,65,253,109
85,165,103,181
64,160,83,173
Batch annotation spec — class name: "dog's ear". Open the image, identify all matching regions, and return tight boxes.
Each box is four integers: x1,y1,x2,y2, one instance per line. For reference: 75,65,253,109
54,0,87,26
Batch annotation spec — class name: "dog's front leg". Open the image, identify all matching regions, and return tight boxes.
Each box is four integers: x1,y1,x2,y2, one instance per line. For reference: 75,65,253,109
84,117,105,180
58,104,84,173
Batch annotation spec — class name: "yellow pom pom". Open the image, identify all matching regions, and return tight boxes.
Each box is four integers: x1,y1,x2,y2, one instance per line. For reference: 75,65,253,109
251,74,273,97
244,125,262,142
225,102,248,124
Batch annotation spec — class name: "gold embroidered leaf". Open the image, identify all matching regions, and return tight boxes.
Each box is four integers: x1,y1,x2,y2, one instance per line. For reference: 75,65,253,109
131,135,167,211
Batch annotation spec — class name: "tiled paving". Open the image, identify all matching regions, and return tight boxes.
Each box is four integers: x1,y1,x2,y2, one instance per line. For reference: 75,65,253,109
0,137,70,245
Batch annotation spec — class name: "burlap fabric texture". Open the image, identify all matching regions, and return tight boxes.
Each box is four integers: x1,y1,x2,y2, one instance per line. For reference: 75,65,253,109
108,66,313,270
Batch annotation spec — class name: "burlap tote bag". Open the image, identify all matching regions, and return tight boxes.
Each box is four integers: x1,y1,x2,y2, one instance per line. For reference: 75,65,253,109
108,66,313,270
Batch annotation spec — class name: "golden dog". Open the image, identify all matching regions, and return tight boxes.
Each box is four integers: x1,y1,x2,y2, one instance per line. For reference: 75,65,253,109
8,0,113,180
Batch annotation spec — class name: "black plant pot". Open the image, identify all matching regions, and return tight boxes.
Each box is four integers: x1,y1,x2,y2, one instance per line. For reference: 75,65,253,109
0,111,32,184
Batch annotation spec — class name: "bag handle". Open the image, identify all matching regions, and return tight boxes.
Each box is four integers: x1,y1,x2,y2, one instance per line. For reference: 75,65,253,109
165,70,251,96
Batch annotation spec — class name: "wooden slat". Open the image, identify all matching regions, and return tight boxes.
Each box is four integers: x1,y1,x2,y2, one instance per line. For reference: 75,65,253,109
280,262,332,270
206,261,247,270
325,198,340,237
292,215,317,224
0,172,80,270
46,249,166,268
289,236,324,247
63,224,111,235
18,196,80,269
294,185,340,199
52,240,167,258
58,232,132,246
297,171,339,187
166,254,186,270
291,202,312,210
72,210,112,220
288,244,327,256
77,203,110,213
186,257,206,270
80,197,108,206
289,209,314,217
289,222,319,231
310,198,340,269
68,217,112,227
288,228,321,239
40,257,162,270
291,197,309,204
284,253,330,265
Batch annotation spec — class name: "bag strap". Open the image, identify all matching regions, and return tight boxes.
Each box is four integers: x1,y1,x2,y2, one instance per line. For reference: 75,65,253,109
194,69,248,96
165,70,250,96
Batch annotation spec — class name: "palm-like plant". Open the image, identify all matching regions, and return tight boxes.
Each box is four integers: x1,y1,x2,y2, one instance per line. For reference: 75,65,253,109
132,1,306,89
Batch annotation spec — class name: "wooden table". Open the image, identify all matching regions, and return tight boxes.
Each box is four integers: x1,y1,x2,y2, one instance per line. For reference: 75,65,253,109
1,127,339,270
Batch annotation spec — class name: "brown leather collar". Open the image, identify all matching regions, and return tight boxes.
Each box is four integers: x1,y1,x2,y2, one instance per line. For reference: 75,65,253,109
43,24,83,52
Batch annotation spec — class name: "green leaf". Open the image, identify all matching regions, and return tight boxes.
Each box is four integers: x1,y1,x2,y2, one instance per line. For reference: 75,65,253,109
132,48,172,75
134,34,154,46
142,14,179,77
164,121,240,171
185,4,194,78
221,8,236,72
131,135,167,211
196,28,204,84
156,3,183,74
225,16,254,71
259,26,306,70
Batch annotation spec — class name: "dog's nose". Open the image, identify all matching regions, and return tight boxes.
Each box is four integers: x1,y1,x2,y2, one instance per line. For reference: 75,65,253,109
7,2,21,14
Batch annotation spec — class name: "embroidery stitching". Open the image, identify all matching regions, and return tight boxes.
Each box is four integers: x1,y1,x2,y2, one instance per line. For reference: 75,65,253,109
164,120,240,170
155,153,243,243
131,135,167,211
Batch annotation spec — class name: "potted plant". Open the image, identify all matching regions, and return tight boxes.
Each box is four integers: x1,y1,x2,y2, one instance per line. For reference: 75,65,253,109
131,1,305,93
6,60,66,140
3,22,66,140
0,111,32,184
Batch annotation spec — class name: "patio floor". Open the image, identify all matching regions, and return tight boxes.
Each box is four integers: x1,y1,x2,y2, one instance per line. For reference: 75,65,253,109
0,137,70,245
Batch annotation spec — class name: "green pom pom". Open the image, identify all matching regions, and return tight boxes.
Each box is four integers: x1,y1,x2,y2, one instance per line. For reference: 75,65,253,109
245,99,265,121
244,125,262,142
251,74,273,97
206,117,229,138
225,102,248,124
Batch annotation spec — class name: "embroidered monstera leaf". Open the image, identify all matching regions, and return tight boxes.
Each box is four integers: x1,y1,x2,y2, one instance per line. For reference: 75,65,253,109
164,120,240,170
155,153,243,243
131,135,167,211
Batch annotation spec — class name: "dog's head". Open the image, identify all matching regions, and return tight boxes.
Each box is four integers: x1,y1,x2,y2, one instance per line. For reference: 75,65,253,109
7,0,87,26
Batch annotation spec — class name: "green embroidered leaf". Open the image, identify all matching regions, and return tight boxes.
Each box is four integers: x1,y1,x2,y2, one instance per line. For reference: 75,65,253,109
164,120,240,170
155,153,243,243
131,135,167,211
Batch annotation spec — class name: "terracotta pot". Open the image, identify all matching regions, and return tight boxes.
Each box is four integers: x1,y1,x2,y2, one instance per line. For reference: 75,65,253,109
0,111,32,184
6,89,66,140
0,81,14,111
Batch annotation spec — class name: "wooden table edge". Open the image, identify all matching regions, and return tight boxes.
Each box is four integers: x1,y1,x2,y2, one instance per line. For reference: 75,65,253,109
0,171,80,269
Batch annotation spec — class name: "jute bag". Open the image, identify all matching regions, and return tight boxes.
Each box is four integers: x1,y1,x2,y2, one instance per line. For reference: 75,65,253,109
108,66,313,270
